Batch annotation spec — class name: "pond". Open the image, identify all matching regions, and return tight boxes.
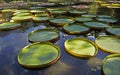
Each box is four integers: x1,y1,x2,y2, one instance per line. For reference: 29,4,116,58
0,2,120,75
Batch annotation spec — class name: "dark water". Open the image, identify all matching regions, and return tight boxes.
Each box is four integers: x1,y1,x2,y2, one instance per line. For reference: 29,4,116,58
0,6,120,75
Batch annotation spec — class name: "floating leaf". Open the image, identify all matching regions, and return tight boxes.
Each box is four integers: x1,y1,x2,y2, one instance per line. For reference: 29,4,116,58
103,54,120,75
95,36,120,53
28,29,59,42
63,24,89,34
64,38,98,58
18,42,61,68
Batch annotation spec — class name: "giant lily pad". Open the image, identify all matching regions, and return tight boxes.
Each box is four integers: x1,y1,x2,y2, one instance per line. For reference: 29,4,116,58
64,38,98,58
84,22,108,29
103,54,120,75
28,29,59,42
18,42,60,68
33,16,50,22
63,24,89,34
97,18,118,23
12,15,33,22
106,27,120,37
69,10,86,15
95,36,120,53
75,17,93,22
49,18,75,26
0,22,21,30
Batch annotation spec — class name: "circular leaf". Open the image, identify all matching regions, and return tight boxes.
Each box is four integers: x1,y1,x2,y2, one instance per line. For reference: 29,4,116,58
49,18,74,26
64,38,98,58
75,17,93,22
103,54,120,75
28,29,59,42
95,36,120,53
106,27,120,37
97,18,118,23
63,24,89,34
0,22,21,30
84,22,108,29
33,16,50,22
18,42,61,68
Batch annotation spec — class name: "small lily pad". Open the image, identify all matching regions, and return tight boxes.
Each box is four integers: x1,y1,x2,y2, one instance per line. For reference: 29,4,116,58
75,17,93,22
97,18,118,23
35,13,49,17
13,12,31,16
64,38,98,58
28,29,59,42
12,15,33,22
2,9,17,13
50,10,67,15
82,14,96,18
49,18,75,26
95,36,120,53
15,10,30,13
97,15,112,18
106,27,120,37
103,54,120,75
18,42,60,68
69,10,86,15
30,10,45,14
107,5,120,8
63,24,89,34
84,22,108,29
33,16,50,22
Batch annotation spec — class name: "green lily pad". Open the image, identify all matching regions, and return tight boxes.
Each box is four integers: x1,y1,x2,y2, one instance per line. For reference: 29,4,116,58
33,16,50,22
111,3,120,7
47,8,59,11
18,42,60,68
13,12,31,16
35,13,49,17
28,29,59,42
103,54,120,75
69,10,86,15
107,5,120,8
82,14,96,18
106,27,120,36
97,18,118,23
15,10,30,13
12,15,33,22
64,38,98,58
0,22,21,30
2,9,17,13
49,18,75,26
63,24,89,34
30,10,45,13
100,3,110,7
75,17,93,22
97,15,112,18
84,22,108,29
50,10,67,15
95,36,120,53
